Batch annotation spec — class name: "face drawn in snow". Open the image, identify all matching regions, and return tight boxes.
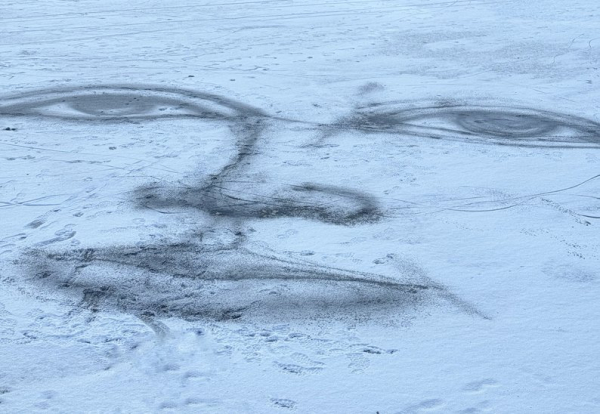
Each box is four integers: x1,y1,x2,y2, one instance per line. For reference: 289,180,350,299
3,85,437,324
12,84,598,324
1,85,398,323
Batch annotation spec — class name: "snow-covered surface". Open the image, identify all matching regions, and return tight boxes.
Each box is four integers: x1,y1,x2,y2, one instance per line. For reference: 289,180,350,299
1,1,600,412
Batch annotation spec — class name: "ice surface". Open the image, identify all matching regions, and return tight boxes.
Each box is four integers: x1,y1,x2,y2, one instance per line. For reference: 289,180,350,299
1,0,600,412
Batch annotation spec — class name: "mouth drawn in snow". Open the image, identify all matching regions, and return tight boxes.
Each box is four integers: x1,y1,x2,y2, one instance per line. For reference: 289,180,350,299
21,241,486,324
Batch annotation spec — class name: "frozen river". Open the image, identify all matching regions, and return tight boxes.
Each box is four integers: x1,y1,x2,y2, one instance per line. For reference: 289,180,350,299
1,1,599,412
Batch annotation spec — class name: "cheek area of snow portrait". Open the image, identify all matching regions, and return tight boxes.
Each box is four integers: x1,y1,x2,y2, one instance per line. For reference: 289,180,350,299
1,1,599,413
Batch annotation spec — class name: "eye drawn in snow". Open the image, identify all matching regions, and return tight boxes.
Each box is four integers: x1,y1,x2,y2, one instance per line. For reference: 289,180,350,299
7,84,597,324
340,101,600,148
0,85,265,121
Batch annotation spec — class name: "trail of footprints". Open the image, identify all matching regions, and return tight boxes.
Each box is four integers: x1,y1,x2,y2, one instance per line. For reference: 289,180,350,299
394,380,500,414
0,303,503,413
